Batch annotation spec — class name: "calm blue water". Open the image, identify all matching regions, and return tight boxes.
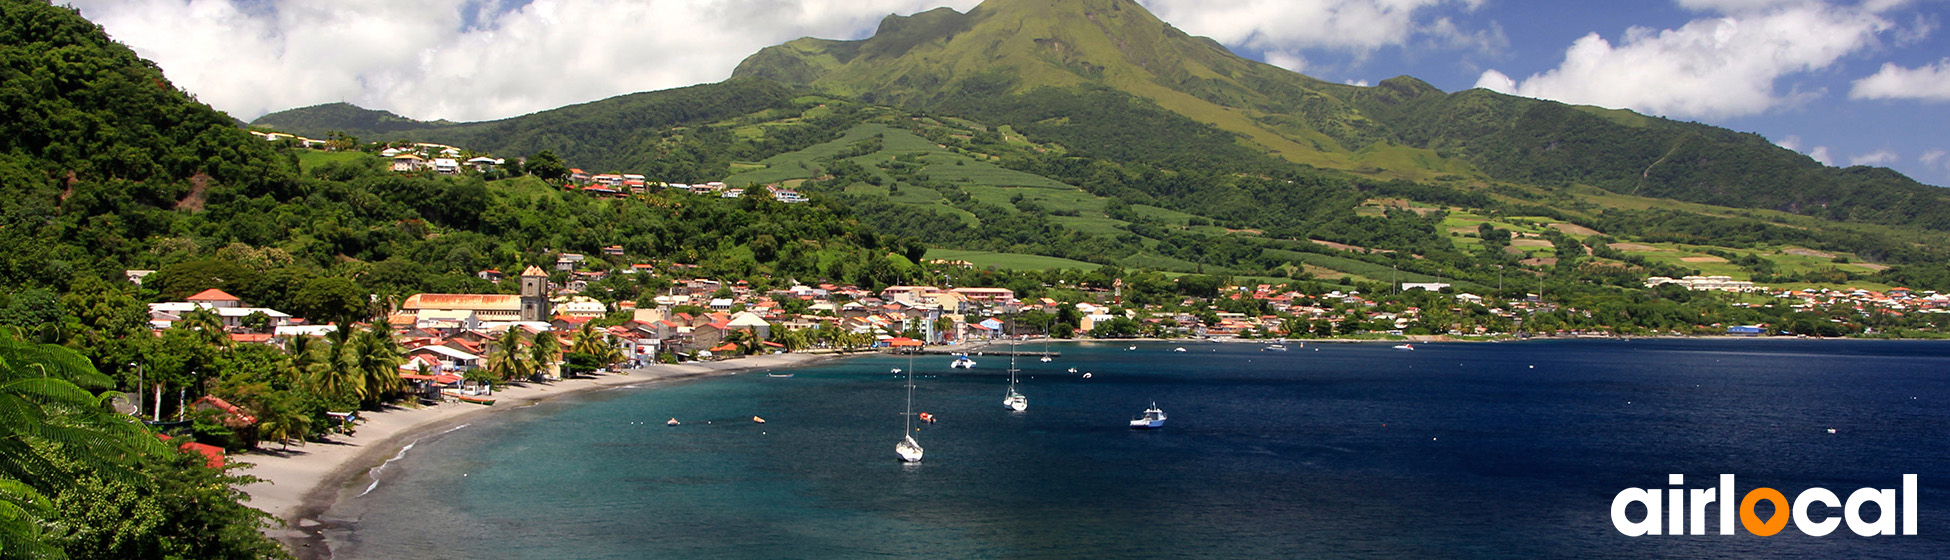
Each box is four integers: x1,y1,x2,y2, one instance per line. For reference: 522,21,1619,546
326,340,1950,558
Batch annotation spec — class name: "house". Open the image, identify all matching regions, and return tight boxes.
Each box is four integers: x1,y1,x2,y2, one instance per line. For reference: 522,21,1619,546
950,287,1016,303
568,169,591,184
432,158,460,175
478,269,505,282
404,345,483,372
125,269,155,286
603,245,625,257
552,295,608,318
466,156,503,172
556,253,585,271
726,311,772,339
187,289,243,308
391,153,426,172
192,395,257,428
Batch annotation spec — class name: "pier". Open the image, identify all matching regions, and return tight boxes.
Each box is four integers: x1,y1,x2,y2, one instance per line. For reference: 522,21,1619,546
890,348,1060,358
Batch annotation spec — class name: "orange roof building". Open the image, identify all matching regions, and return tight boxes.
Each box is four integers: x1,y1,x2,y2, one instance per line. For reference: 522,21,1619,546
400,293,523,322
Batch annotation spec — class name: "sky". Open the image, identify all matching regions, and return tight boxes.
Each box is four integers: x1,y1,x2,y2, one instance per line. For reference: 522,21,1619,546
65,0,1950,186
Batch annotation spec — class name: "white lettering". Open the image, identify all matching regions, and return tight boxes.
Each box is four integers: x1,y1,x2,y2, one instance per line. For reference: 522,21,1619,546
1612,488,1663,537
1793,488,1840,537
1846,488,1897,537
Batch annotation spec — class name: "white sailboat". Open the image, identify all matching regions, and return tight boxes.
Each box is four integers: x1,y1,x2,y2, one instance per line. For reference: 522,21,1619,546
895,358,924,462
1003,339,1027,411
1039,340,1053,363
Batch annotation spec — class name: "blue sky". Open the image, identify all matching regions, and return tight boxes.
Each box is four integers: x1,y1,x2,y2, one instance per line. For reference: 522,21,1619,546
69,0,1950,186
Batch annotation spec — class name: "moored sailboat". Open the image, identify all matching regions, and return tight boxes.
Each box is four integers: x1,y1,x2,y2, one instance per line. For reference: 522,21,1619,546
896,357,924,462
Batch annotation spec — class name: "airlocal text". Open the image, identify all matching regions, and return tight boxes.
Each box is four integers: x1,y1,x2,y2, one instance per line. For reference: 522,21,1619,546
1612,474,1917,537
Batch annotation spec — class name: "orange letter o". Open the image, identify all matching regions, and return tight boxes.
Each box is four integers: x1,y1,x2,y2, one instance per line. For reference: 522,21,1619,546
1741,488,1790,536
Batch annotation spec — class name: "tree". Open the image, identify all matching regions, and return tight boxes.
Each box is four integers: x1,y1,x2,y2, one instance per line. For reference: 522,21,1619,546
487,328,530,382
529,331,560,380
290,277,367,327
526,150,568,183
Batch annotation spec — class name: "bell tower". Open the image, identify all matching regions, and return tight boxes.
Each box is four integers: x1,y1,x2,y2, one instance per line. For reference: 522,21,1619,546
520,266,550,322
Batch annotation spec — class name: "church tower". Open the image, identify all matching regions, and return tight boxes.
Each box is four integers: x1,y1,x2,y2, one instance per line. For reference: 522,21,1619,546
520,266,550,322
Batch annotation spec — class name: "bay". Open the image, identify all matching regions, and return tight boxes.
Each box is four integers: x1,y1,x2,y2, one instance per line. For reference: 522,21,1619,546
326,339,1950,558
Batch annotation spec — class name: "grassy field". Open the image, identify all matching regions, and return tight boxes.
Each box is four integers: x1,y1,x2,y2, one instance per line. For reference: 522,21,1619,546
295,150,379,172
925,249,1101,271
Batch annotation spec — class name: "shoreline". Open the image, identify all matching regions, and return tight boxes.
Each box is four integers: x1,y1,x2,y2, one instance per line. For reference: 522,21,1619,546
241,352,855,559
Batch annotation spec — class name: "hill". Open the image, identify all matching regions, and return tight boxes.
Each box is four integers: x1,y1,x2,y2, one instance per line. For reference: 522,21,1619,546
731,0,1950,230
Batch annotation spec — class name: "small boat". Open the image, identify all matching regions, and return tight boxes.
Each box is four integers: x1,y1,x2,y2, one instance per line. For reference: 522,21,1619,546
666,418,680,426
1003,342,1028,411
1067,367,1078,373
897,354,924,462
457,395,496,405
1129,403,1167,429
1393,344,1415,351
950,355,976,369
1082,372,1092,379
897,435,924,463
1173,347,1186,352
1126,346,1136,351
1040,355,1052,363
767,373,794,378
752,416,766,424
1263,344,1288,352
919,412,936,423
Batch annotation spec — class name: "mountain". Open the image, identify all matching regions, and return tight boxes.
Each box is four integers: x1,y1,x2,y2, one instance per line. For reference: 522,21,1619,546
731,0,1950,230
249,102,446,137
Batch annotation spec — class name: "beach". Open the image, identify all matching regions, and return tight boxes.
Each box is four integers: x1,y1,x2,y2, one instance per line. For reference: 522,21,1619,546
238,352,845,557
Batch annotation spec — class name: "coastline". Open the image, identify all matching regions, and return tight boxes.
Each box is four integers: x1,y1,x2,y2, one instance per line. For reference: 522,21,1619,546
241,352,853,559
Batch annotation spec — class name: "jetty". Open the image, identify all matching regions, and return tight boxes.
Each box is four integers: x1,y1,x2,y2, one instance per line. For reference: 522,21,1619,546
891,348,1059,358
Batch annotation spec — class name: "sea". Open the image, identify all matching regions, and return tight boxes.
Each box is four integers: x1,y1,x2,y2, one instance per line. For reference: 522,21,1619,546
323,339,1950,559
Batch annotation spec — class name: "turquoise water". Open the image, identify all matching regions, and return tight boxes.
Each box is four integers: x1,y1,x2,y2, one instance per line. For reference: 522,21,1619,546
327,340,1950,558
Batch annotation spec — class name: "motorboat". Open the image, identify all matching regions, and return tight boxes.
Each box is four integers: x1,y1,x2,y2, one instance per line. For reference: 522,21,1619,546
1393,344,1415,351
666,418,680,426
950,355,976,369
1067,367,1078,373
1263,344,1288,351
919,412,936,423
1172,347,1186,352
1129,403,1167,429
752,416,766,424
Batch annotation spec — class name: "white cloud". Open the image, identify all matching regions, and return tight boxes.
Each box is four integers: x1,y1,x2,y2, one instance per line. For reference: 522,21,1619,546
1264,51,1311,73
1775,135,1835,165
1848,149,1899,166
1474,3,1891,119
1924,149,1947,165
1138,0,1491,56
1808,146,1834,165
1851,58,1950,101
1344,79,1373,87
69,0,983,121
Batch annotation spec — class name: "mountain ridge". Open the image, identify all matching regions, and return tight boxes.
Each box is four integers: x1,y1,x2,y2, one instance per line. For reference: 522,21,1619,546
254,0,1950,232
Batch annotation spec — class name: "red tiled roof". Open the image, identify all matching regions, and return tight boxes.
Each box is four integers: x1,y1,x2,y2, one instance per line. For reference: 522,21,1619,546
187,288,241,301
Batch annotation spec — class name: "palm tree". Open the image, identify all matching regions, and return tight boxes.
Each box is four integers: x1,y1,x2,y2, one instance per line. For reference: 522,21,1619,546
599,335,627,366
310,334,365,404
529,331,560,379
723,329,757,356
487,328,530,382
0,327,168,556
570,322,606,356
349,323,405,405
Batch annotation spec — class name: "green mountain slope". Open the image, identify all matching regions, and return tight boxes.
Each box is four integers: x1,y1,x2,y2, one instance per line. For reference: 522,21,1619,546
732,0,1949,230
254,80,834,181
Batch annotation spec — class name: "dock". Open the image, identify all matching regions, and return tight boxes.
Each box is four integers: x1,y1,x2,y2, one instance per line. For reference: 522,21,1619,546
891,348,1060,358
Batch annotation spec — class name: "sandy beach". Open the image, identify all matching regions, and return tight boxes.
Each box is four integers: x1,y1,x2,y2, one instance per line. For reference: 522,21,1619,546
239,352,848,558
